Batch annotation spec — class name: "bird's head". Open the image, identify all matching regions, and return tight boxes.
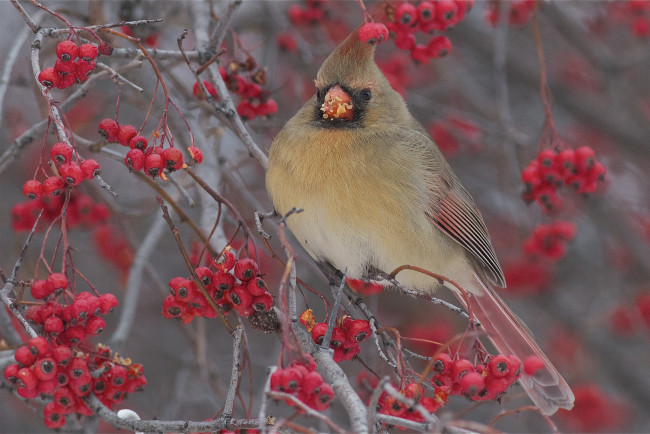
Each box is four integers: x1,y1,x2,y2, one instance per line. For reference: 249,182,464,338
312,26,406,129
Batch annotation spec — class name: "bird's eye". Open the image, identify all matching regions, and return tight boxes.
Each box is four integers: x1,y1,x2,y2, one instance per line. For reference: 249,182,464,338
316,89,322,100
359,89,372,101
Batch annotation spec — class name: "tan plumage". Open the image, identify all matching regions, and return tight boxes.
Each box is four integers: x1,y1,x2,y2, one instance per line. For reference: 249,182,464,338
266,28,574,415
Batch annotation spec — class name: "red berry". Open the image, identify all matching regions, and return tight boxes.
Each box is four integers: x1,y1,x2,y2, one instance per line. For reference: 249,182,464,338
57,40,79,62
311,322,328,345
80,159,100,179
252,292,273,312
46,272,69,291
118,124,138,147
234,257,258,281
452,358,474,380
17,367,39,390
257,98,278,117
79,43,98,61
213,270,236,292
98,293,118,314
538,149,557,167
246,277,267,296
215,247,236,271
237,100,257,120
162,294,184,318
98,118,120,142
459,371,485,397
22,180,43,200
433,353,454,374
161,147,184,171
523,355,545,376
59,162,84,186
417,1,436,22
28,337,49,357
343,318,371,342
227,285,253,309
31,279,55,299
85,315,106,336
128,135,148,150
188,146,203,164
488,355,513,378
395,2,418,28
44,315,64,333
75,59,96,78
394,31,416,50
427,35,452,58
14,345,36,366
359,22,389,45
38,67,60,88
313,382,334,410
54,386,74,408
4,364,20,385
144,153,164,177
169,277,195,301
98,41,113,56
195,266,213,287
54,59,76,76
33,357,58,381
436,0,458,23
56,72,76,89
125,148,145,171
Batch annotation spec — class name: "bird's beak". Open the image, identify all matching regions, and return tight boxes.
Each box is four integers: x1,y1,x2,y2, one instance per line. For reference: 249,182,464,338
320,84,353,121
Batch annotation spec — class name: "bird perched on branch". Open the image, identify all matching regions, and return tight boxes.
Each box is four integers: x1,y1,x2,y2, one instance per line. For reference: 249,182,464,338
266,26,574,415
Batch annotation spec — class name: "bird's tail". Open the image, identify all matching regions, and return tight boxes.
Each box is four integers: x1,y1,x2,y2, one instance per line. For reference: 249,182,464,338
454,274,575,415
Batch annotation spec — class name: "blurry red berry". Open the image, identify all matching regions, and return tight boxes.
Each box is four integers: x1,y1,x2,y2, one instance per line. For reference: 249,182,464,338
125,148,145,171
234,258,258,281
22,180,42,200
523,355,545,376
79,43,98,61
359,22,389,45
118,124,138,147
56,40,79,62
144,153,164,177
129,135,148,150
80,159,100,179
161,147,184,171
38,67,60,88
188,146,203,164
31,279,55,299
98,118,119,142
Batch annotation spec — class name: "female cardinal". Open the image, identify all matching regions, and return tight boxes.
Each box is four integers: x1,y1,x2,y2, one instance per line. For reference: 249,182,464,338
266,27,574,415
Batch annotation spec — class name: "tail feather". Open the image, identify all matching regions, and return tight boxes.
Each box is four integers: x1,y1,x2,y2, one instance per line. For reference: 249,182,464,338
456,274,575,415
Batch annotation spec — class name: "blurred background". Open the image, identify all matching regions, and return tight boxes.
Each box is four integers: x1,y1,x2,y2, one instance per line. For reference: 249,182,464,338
0,0,649,432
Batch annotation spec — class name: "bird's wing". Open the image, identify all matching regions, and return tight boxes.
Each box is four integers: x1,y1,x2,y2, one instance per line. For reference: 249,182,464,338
420,140,506,287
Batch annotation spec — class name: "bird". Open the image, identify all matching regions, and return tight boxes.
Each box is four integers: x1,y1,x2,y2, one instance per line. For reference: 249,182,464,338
265,27,574,415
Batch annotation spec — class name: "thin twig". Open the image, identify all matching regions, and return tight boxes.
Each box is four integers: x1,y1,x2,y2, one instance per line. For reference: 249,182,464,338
83,394,260,432
222,327,243,420
321,273,346,351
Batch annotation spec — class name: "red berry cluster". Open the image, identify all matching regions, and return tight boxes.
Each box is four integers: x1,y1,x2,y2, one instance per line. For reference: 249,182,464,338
12,191,109,232
21,142,100,200
193,66,277,120
605,1,650,38
300,310,372,362
428,114,482,157
38,40,99,90
381,0,474,64
377,382,447,424
220,65,278,121
162,249,273,324
523,220,576,261
429,353,546,403
270,354,335,412
4,339,145,428
97,118,190,179
521,146,607,212
26,287,117,344
608,292,650,337
287,0,330,26
485,0,536,27
120,25,160,47
559,384,628,432
92,224,134,282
